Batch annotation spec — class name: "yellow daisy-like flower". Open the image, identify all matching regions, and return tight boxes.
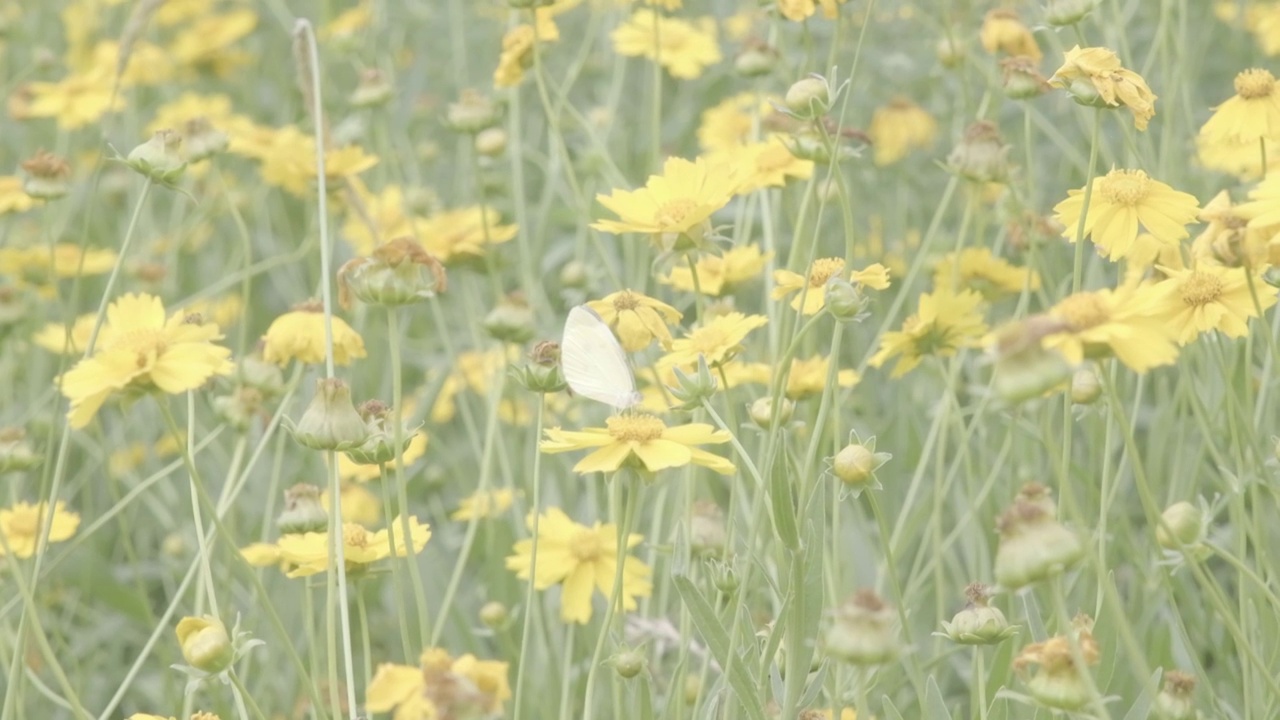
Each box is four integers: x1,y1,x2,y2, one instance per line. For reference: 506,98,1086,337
146,92,261,154
1203,188,1280,268
541,414,734,475
979,9,1042,63
251,126,379,196
736,355,859,400
260,303,368,367
1215,1,1280,56
431,347,533,425
777,0,846,21
660,312,768,369
33,313,95,355
0,176,37,215
586,290,682,352
932,247,1041,299
492,0,576,87
1052,169,1199,260
869,288,988,377
0,501,80,558
59,294,234,429
270,516,431,578
724,137,814,193
415,205,518,264
505,507,653,624
19,66,124,130
451,488,518,521
322,482,382,526
773,257,891,315
1196,134,1279,181
170,8,257,72
336,431,429,483
1154,264,1276,344
611,9,722,80
1049,45,1157,130
1200,68,1280,144
661,244,770,296
592,156,737,240
0,245,117,294
697,93,777,154
367,648,511,719
1042,283,1179,372
340,181,415,256
866,97,938,166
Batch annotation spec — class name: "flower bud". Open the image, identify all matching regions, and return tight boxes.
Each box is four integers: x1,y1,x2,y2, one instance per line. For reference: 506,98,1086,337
735,38,778,77
180,117,229,162
511,340,568,394
690,500,726,558
125,129,186,185
483,292,536,343
748,396,794,428
0,427,40,473
289,378,370,451
479,601,508,629
709,558,740,594
20,150,71,200
338,237,447,309
175,615,233,673
831,437,890,488
823,589,899,665
669,355,719,409
784,76,831,119
1155,501,1204,551
161,532,187,558
474,127,508,157
1062,76,1110,109
994,483,1083,589
1001,57,1049,100
936,35,965,69
1045,0,1100,26
1070,367,1101,404
825,278,871,322
938,583,1017,645
350,68,393,108
447,89,501,133
1154,671,1197,720
278,483,329,534
213,387,265,432
344,399,421,465
560,260,590,290
946,120,1012,184
611,648,647,679
682,674,701,705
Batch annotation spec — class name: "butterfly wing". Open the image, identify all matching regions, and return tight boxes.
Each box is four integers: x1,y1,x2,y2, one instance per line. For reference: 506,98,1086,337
561,305,639,411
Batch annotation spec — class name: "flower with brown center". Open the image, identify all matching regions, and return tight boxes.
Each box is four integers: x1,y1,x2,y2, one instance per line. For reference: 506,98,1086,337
540,413,734,475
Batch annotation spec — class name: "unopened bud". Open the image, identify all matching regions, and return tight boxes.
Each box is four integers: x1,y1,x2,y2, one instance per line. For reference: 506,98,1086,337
288,378,370,451
825,278,870,322
479,601,508,629
832,437,890,488
936,35,965,69
1156,501,1204,551
735,39,778,77
1070,367,1102,404
611,648,647,679
483,292,536,343
125,129,186,185
1045,0,1100,26
0,427,40,473
474,127,508,157
175,615,233,673
447,89,501,133
784,76,831,119
748,396,794,428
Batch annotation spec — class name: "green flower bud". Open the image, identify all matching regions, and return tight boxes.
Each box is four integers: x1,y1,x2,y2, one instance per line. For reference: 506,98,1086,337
936,35,965,69
479,601,508,629
1070,367,1102,404
277,483,328,534
748,396,794,428
483,293,536,344
288,378,370,451
1045,0,1100,26
175,615,233,673
735,39,778,77
785,75,831,119
125,129,187,185
710,558,740,594
447,89,502,133
213,387,264,433
474,127,508,157
669,354,720,410
1156,501,1204,551
825,277,871,322
831,435,890,489
611,648,647,679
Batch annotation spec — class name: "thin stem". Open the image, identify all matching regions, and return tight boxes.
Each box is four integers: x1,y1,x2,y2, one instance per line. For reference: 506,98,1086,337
513,395,547,720
582,474,640,719
387,308,430,643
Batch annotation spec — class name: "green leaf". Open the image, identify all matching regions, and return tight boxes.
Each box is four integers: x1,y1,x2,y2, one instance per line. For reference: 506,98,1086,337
673,574,769,720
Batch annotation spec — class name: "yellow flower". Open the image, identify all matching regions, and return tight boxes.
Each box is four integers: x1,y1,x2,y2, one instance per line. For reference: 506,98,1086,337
1042,283,1179,372
1200,68,1280,144
251,126,378,196
1215,1,1280,56
869,288,988,377
1155,264,1276,344
272,516,431,577
170,9,257,72
19,66,124,129
184,295,243,331
736,355,859,400
1049,46,1157,130
776,0,845,21
336,431,429,483
660,312,768,368
82,39,173,85
0,501,80,558
866,97,938,166
661,244,769,296
820,711,857,720
932,247,1041,298
416,205,518,264
320,1,372,41
175,615,232,672
586,290,682,352
451,489,518,521
0,245,117,295
612,9,722,80
1052,169,1199,260
505,507,653,624
592,156,737,240
0,176,37,215
33,313,95,355
773,258,891,315
724,137,814,193
1203,188,1280,268
146,92,261,155
340,181,416,256
979,9,1042,63
1196,134,1279,181
367,649,511,718
494,24,540,88
59,294,234,429
322,482,382,526
697,93,777,154
542,414,734,474
261,303,367,366
431,347,532,425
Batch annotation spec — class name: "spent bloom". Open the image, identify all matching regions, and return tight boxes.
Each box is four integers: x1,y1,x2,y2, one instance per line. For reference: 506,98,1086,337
506,507,653,624
587,290,683,351
0,501,80,558
1053,169,1199,260
541,414,735,475
1013,614,1101,712
994,483,1083,589
1049,45,1157,130
611,9,722,80
60,294,234,429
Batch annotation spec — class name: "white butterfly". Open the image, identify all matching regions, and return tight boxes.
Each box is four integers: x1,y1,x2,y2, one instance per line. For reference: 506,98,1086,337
561,305,641,411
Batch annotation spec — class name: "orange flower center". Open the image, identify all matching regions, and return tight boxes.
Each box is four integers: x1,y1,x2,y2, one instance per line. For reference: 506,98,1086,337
569,528,606,563
654,198,697,228
1054,292,1110,331
1179,271,1225,307
1097,170,1151,207
613,292,641,311
1235,68,1276,100
342,523,371,549
807,257,847,287
606,414,666,442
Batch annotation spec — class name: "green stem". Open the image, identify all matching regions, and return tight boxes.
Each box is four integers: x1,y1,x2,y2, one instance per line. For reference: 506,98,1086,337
387,308,430,644
513,395,547,720
582,474,641,720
